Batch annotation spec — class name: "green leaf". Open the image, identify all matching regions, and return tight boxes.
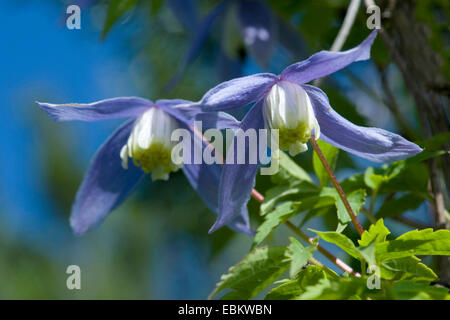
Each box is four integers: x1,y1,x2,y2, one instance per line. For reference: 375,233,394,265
364,167,392,190
390,281,449,300
253,202,298,249
320,187,366,232
313,140,339,186
102,0,138,39
380,256,437,282
279,151,313,183
358,242,377,267
260,181,318,216
310,230,363,261
375,194,425,219
358,219,391,247
375,229,450,262
264,265,330,300
287,237,314,278
209,246,289,300
296,276,371,300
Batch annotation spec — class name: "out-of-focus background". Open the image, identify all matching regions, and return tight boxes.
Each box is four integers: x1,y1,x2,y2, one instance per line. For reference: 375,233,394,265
0,0,446,298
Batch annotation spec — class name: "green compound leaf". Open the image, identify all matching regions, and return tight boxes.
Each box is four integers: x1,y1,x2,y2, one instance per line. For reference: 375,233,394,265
320,188,366,232
210,246,289,300
364,166,395,190
287,237,314,279
390,281,449,300
310,229,363,261
253,202,299,249
265,265,333,300
260,181,318,216
375,229,450,262
312,140,339,187
296,276,371,300
358,219,391,247
380,256,437,282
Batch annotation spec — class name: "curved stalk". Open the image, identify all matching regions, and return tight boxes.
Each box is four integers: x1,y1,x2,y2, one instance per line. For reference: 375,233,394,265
309,136,365,236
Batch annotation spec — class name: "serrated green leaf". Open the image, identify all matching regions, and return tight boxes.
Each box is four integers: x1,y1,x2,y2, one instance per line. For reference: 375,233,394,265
265,265,329,300
279,151,313,183
253,202,298,248
390,281,449,300
364,166,392,190
358,242,376,267
287,237,314,278
320,187,365,232
375,194,424,219
102,0,138,39
260,181,318,216
310,229,363,261
296,276,371,300
313,140,339,186
380,256,437,282
210,246,289,300
358,219,391,247
375,229,450,262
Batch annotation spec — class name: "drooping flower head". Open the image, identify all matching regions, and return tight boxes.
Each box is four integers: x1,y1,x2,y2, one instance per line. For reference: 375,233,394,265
197,30,423,233
120,107,181,180
263,81,320,156
37,97,252,235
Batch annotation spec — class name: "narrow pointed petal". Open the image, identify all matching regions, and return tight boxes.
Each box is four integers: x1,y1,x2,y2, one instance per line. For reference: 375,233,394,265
199,73,277,111
156,99,193,108
210,100,266,233
303,85,422,162
181,124,253,235
281,31,377,84
37,97,152,122
70,119,144,235
237,0,275,66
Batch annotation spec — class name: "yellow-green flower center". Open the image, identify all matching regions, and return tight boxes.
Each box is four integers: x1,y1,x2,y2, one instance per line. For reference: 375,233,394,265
131,141,179,179
278,122,311,151
120,107,181,181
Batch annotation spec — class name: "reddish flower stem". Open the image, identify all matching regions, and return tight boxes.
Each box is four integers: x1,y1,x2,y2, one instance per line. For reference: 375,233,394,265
309,137,364,237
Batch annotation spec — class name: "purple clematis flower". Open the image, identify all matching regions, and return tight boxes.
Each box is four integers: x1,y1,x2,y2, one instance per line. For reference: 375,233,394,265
37,98,253,235
197,31,423,233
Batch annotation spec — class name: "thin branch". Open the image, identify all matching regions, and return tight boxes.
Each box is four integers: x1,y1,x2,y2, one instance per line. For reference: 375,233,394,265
309,136,365,236
314,0,361,86
284,221,361,277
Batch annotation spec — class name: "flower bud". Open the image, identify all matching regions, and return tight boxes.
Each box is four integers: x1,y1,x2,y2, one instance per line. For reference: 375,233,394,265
120,107,181,181
263,81,320,156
